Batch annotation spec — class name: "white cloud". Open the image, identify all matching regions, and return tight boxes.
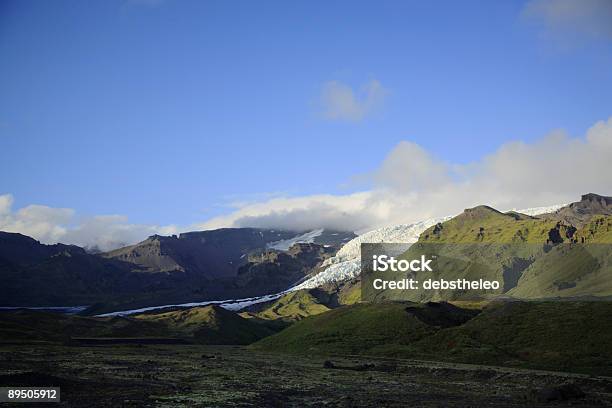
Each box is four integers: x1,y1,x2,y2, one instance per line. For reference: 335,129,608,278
0,197,73,244
61,215,179,252
0,196,178,252
373,141,451,193
200,117,612,232
199,192,381,232
3,117,612,248
320,79,387,122
0,195,13,216
523,0,612,41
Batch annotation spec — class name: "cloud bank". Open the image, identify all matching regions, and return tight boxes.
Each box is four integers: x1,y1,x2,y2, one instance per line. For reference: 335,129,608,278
320,79,387,122
200,117,612,231
0,196,177,252
2,117,611,249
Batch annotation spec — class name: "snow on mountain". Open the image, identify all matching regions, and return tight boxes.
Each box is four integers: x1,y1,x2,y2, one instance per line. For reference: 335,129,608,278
507,204,567,217
266,229,324,251
322,217,454,266
97,203,570,316
289,204,567,291
289,217,451,290
289,259,361,291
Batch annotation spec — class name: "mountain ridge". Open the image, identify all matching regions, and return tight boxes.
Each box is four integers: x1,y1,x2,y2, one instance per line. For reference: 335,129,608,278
0,227,355,311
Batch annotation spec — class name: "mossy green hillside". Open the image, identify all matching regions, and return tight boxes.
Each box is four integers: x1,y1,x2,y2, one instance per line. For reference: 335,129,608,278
134,305,275,345
372,208,612,301
253,302,446,355
253,300,612,375
244,290,331,322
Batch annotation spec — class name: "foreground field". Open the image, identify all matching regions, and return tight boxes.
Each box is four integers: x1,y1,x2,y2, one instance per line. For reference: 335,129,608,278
254,301,612,376
1,344,612,407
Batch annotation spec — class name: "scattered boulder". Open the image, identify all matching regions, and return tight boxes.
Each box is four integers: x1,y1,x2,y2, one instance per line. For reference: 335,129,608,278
323,360,335,369
322,360,387,372
350,363,375,371
525,383,585,402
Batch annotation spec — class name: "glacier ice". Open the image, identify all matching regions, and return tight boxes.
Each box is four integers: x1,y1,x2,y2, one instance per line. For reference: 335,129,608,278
289,203,567,291
97,203,567,316
266,229,324,251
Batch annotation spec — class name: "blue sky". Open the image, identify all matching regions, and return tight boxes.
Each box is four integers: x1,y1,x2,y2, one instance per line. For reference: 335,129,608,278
1,0,611,248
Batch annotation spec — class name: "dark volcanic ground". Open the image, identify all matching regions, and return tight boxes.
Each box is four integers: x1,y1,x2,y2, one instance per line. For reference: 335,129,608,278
1,345,611,407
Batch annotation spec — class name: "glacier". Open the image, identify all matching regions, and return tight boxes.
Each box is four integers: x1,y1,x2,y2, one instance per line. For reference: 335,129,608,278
288,203,567,291
266,229,324,250
97,203,567,316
